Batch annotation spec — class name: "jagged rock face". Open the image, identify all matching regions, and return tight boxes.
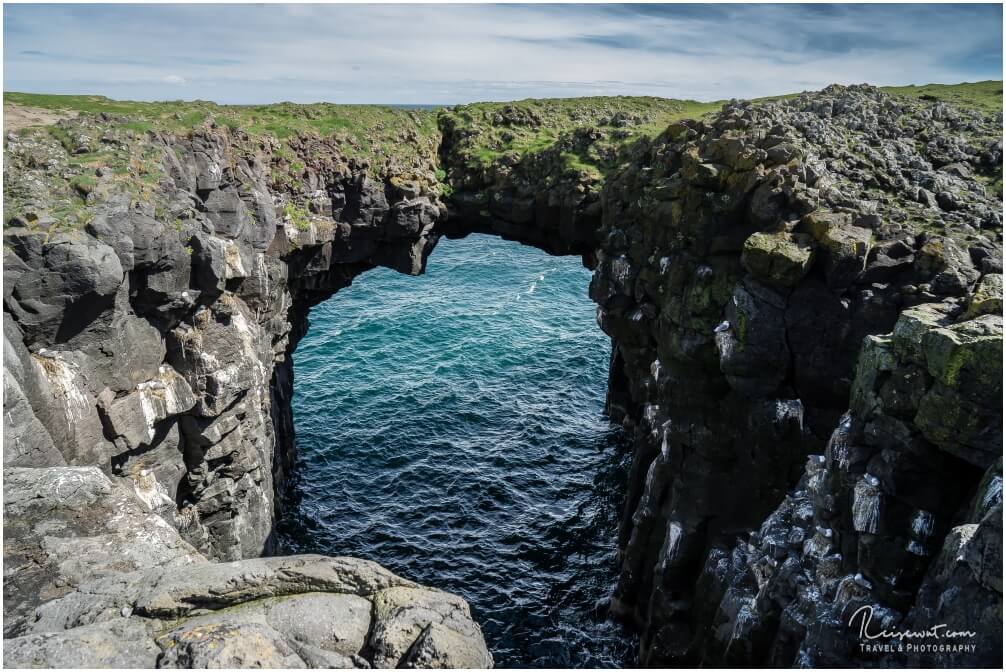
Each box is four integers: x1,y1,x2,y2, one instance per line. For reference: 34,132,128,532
3,84,1002,668
585,85,1002,666
3,125,444,562
4,120,490,668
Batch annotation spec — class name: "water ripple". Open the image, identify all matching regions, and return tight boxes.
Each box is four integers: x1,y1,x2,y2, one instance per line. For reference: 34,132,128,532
278,234,637,667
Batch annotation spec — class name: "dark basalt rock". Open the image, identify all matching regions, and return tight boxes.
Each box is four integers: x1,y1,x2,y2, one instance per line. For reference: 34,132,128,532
3,84,1002,668
583,86,1002,667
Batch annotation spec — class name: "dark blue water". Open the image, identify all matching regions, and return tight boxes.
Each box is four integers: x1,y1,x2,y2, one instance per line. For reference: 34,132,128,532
277,234,637,667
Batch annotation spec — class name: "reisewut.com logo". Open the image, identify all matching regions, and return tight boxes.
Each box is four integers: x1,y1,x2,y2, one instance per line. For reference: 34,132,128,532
849,605,979,657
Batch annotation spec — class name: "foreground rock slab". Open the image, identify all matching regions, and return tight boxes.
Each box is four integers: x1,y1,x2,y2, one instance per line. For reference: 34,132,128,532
2,468,492,669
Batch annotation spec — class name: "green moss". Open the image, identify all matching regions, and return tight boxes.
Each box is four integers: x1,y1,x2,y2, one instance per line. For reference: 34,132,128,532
46,125,75,153
939,344,971,387
920,316,1003,392
282,202,311,231
741,231,815,288
69,174,97,198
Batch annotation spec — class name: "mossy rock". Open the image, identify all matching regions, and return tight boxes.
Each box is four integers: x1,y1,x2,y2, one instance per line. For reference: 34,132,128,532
917,235,980,295
680,149,726,188
921,314,1003,395
915,381,1001,468
966,273,1003,317
801,209,852,238
801,209,873,287
891,303,957,365
850,334,897,417
740,230,814,288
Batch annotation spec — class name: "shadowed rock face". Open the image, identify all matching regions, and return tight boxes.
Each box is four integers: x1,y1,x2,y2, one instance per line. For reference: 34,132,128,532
3,84,1002,668
585,86,1001,667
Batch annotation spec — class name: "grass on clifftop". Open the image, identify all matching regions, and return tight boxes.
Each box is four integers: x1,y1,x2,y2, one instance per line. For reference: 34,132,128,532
4,82,1002,227
439,96,725,180
880,80,1003,116
440,82,1002,184
4,92,441,169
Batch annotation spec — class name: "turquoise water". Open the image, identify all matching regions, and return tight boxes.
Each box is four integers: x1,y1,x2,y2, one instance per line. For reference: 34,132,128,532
277,233,636,667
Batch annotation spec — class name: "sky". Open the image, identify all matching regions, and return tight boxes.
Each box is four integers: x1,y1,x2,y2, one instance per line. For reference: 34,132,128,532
3,3,1003,105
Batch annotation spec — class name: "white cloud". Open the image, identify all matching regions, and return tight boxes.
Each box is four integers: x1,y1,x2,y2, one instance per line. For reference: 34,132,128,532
2,4,1001,104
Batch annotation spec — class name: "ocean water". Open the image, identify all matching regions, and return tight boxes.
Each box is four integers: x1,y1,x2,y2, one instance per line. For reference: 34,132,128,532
277,233,637,667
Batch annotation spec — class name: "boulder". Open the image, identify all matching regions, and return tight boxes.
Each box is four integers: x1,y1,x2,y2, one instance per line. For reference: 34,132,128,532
98,365,197,450
203,187,248,238
801,210,873,288
966,273,1003,317
85,202,135,271
920,314,1002,394
3,619,161,668
916,235,980,296
890,302,957,365
4,230,124,343
2,466,205,638
741,230,814,288
369,585,493,668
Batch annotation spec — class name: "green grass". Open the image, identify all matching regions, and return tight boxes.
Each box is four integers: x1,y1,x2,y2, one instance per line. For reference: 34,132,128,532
880,81,1003,116
46,125,75,153
439,95,724,171
69,174,97,197
5,92,442,171
282,202,311,231
5,81,1001,209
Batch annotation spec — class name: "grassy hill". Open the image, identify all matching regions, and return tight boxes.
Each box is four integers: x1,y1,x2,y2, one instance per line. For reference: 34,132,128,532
880,80,1003,116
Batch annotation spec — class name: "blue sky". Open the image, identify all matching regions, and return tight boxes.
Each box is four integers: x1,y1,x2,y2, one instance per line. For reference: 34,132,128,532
3,3,1002,104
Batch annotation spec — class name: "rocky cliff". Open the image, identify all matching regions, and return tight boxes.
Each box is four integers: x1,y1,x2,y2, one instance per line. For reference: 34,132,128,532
3,84,1003,668
3,104,486,668
584,86,1002,667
